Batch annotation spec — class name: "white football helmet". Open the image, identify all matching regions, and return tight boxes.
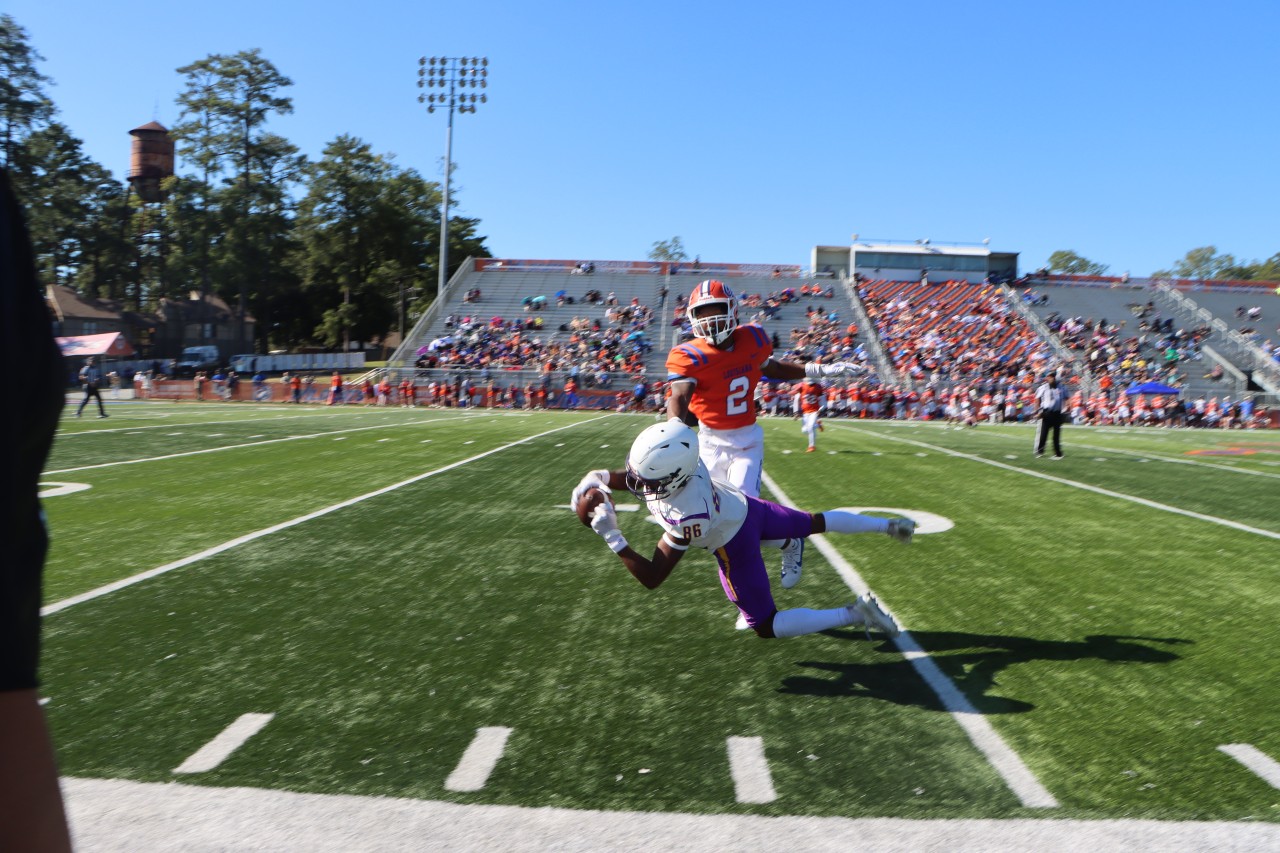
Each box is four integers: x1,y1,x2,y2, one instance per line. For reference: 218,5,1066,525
686,279,739,346
626,421,700,501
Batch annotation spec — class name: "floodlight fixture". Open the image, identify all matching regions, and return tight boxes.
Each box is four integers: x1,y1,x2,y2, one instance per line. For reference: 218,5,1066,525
418,56,490,295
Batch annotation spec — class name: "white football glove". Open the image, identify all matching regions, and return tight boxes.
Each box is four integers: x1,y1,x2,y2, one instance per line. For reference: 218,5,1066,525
590,502,628,553
806,361,856,378
590,501,619,536
571,469,612,508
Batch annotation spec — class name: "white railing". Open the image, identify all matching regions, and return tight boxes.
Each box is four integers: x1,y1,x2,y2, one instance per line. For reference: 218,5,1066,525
1151,281,1280,393
842,277,903,386
387,256,476,368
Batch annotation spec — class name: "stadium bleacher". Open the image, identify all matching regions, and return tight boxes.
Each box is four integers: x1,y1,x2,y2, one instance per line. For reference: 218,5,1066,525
371,259,1274,424
1022,280,1280,401
388,260,876,392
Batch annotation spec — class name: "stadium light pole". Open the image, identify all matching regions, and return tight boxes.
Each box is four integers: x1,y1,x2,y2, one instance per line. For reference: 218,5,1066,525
417,56,488,298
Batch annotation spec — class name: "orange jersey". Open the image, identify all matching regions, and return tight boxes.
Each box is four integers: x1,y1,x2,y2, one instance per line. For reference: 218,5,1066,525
799,380,824,413
666,324,773,430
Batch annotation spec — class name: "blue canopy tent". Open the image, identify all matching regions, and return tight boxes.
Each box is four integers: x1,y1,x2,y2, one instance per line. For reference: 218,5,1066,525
1124,381,1180,395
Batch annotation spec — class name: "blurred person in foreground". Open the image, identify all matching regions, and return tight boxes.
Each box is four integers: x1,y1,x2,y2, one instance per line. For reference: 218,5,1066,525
0,168,74,851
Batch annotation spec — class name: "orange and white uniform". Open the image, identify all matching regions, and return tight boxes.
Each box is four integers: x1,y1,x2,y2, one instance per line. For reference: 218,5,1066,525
825,385,843,416
759,382,778,415
798,379,824,414
666,323,773,496
797,379,824,450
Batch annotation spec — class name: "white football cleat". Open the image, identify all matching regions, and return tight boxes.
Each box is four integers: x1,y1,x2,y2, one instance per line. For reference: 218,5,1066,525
780,538,804,589
886,517,916,545
852,593,900,639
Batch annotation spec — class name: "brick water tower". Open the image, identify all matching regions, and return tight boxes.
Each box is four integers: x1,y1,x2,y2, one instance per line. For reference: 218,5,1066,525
128,121,174,203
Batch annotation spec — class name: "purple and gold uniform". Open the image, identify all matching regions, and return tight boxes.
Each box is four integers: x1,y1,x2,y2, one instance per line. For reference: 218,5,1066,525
648,462,813,632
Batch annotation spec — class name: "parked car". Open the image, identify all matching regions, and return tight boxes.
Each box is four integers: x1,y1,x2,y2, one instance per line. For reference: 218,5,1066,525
174,345,222,377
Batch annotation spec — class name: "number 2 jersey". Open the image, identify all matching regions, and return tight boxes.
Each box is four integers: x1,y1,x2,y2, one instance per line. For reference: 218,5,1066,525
648,461,749,552
666,324,773,430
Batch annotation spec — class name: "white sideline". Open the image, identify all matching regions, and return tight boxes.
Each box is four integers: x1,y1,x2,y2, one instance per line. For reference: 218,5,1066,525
63,777,1280,852
45,413,487,475
445,727,513,792
837,425,1280,541
173,713,275,774
760,472,1059,809
726,736,777,803
43,416,607,616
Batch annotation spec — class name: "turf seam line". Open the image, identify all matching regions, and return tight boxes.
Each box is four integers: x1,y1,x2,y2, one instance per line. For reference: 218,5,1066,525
42,415,609,616
45,413,491,475
760,471,1060,809
835,425,1280,541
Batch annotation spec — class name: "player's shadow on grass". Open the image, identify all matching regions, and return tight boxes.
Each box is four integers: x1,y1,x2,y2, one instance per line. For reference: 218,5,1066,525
779,632,1191,714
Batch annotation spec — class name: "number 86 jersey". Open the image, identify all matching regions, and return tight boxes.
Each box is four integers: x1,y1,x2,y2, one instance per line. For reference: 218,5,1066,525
650,462,750,552
666,323,773,430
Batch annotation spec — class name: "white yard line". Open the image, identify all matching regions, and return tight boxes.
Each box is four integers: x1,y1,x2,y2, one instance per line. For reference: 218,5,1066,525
1218,744,1280,790
173,713,275,774
761,472,1059,809
45,414,487,475
55,411,362,437
1071,442,1280,480
725,736,777,804
970,427,1280,481
43,416,607,616
835,425,1280,541
445,727,514,792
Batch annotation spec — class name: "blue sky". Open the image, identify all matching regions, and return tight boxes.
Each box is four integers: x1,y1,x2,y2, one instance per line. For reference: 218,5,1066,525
9,0,1280,276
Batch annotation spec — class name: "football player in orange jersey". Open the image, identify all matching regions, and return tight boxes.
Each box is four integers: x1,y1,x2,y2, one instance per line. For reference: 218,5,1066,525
796,378,825,452
665,280,862,591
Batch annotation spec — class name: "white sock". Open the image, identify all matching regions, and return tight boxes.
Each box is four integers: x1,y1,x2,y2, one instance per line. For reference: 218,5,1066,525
772,606,857,638
761,538,787,549
821,510,890,534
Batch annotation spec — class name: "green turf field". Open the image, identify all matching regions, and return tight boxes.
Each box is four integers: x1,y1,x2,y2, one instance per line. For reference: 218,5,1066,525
38,402,1280,825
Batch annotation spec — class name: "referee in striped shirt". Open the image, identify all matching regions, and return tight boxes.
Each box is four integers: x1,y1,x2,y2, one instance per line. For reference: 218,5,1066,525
1034,374,1066,459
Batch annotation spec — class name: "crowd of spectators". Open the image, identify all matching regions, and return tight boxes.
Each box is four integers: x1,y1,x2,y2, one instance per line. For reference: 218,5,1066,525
1059,390,1267,428
1041,304,1209,392
418,291,659,391
402,274,1274,425
860,279,1057,389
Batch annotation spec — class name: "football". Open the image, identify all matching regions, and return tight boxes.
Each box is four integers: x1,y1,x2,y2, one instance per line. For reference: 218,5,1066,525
575,487,610,527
